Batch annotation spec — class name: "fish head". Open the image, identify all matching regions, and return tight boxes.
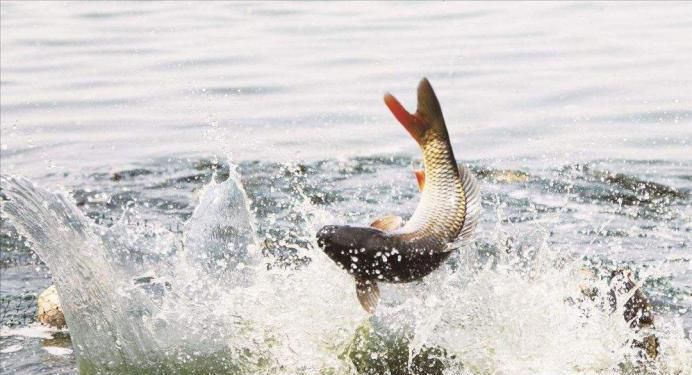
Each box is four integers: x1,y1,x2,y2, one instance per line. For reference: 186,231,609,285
316,225,389,276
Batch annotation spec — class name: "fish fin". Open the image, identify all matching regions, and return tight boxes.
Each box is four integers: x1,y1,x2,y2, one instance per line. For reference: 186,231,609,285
458,163,481,241
384,94,427,144
414,169,425,192
370,215,403,232
384,78,447,145
355,278,380,314
415,78,447,132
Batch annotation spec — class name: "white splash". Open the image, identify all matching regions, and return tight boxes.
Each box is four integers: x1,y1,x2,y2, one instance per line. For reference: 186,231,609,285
1,324,59,339
1,167,689,374
1,170,362,373
1,344,23,354
43,346,73,356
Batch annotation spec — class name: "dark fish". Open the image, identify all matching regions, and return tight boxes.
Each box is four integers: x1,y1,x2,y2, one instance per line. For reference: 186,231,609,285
317,78,480,313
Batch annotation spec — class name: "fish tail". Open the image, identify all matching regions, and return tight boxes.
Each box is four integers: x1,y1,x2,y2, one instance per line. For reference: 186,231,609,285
384,78,449,145
416,78,446,131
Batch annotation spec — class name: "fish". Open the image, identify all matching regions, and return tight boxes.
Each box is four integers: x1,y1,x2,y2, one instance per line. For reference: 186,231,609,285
316,78,480,313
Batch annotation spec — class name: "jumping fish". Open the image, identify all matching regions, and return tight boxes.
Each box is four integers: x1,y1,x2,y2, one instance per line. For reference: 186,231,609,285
316,78,480,313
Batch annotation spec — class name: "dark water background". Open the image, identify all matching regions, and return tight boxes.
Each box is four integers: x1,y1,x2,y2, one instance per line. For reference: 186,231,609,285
1,2,690,374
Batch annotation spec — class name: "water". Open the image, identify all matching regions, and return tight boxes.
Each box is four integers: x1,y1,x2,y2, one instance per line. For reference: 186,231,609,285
1,2,691,374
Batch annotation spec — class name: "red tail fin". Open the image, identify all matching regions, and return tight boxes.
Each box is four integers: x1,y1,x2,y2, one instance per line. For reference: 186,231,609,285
384,78,446,144
384,93,428,144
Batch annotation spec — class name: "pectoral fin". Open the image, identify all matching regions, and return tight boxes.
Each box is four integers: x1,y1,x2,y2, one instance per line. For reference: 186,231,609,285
370,215,402,232
414,169,425,192
355,278,380,314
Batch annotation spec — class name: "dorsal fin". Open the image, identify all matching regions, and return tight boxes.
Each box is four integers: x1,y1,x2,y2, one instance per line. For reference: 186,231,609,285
458,164,481,241
370,215,403,232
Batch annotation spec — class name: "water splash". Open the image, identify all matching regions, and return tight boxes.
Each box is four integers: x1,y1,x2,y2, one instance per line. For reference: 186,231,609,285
0,171,362,373
1,159,690,374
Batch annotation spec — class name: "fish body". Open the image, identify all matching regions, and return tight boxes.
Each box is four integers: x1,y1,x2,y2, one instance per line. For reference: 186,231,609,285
317,225,452,283
316,78,480,313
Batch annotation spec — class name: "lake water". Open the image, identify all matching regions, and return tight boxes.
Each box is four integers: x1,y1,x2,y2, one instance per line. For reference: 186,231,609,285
1,2,691,374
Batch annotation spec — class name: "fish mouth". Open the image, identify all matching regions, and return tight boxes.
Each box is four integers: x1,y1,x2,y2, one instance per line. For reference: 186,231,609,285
316,225,346,264
316,225,338,249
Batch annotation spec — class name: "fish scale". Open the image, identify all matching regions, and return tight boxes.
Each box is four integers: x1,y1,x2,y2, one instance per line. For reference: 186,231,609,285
395,131,466,245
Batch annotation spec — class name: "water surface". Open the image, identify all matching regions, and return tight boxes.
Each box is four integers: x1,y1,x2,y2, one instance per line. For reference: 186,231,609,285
1,2,691,374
